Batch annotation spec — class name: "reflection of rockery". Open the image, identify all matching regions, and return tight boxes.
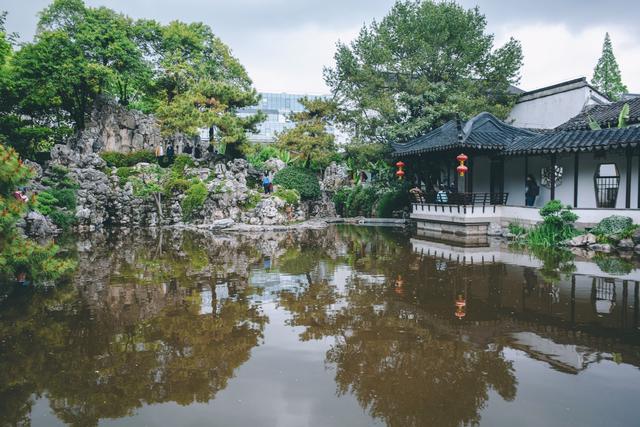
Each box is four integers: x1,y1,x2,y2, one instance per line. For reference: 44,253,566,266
592,278,617,316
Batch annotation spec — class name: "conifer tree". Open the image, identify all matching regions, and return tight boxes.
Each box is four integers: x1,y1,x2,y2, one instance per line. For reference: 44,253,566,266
592,33,628,101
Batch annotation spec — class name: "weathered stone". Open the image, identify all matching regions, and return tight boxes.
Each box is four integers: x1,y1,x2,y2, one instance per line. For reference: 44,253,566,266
322,162,349,192
264,158,286,173
566,233,597,247
590,243,613,253
24,211,59,237
631,228,640,245
617,238,635,250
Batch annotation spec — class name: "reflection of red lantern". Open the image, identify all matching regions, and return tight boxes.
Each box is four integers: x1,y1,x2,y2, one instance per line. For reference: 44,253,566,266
454,294,466,319
395,160,405,179
456,153,469,177
395,275,404,296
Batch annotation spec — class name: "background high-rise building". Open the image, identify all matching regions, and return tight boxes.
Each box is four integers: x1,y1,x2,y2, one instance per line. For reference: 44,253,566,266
234,92,345,144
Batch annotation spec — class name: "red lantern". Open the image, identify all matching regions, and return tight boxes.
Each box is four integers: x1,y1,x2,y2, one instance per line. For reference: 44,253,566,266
395,160,406,180
456,153,469,177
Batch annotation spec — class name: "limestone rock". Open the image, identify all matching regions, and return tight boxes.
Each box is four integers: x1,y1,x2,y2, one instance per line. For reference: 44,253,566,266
566,233,597,247
617,238,635,250
590,243,612,253
24,211,59,237
264,158,286,173
322,162,349,192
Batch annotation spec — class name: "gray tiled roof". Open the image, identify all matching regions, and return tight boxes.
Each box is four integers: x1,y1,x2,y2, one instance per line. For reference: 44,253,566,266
392,112,640,157
556,97,640,131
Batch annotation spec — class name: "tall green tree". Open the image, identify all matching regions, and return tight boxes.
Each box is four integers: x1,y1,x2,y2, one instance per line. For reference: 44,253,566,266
0,144,75,282
591,32,628,101
37,0,150,106
275,97,337,169
324,0,523,145
134,20,263,143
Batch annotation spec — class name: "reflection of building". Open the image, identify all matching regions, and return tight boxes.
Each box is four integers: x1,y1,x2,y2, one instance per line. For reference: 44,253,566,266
509,332,600,374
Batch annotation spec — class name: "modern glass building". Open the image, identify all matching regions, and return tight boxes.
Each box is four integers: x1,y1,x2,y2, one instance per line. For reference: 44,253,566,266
238,92,343,144
198,92,345,144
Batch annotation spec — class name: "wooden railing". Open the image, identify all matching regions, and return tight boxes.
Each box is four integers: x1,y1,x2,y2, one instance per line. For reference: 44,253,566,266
411,191,509,206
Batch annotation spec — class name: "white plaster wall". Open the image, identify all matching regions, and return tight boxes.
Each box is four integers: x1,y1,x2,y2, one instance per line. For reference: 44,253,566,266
503,156,526,206
501,151,640,209
508,87,591,129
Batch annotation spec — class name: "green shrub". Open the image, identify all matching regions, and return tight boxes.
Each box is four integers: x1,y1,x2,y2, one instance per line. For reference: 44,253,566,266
116,167,138,185
274,188,300,206
346,185,377,217
273,166,321,200
48,209,76,231
376,189,409,218
48,188,76,210
172,154,195,173
591,215,634,240
242,191,263,210
100,150,157,167
181,181,208,221
508,222,527,237
35,190,58,216
332,187,352,217
526,200,579,247
163,174,190,196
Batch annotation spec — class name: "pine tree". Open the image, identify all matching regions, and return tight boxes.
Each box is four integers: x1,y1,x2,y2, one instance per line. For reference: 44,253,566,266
591,33,628,101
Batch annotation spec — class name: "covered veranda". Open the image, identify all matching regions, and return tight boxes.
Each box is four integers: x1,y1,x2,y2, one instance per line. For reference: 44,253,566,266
392,113,640,234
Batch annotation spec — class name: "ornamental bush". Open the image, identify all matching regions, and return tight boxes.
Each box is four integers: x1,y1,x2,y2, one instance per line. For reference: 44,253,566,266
376,189,410,218
274,188,300,206
526,200,579,247
332,187,352,217
100,150,157,167
273,166,321,200
181,180,208,221
591,215,634,239
346,185,377,217
172,154,195,173
116,167,138,185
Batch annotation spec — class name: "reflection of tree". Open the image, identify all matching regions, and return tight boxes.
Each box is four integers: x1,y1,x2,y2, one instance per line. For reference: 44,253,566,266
278,230,518,427
0,230,267,427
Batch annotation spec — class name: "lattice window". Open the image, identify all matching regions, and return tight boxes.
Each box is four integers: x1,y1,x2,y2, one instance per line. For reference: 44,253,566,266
594,163,620,208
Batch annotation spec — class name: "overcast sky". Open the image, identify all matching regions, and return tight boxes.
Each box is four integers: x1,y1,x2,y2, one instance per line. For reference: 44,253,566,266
2,0,639,95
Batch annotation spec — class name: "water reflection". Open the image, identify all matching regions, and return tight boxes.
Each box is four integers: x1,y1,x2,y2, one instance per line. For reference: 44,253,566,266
1,226,640,426
0,230,267,426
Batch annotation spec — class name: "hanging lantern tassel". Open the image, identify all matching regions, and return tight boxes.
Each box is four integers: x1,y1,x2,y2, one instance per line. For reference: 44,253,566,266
395,160,405,179
456,153,468,177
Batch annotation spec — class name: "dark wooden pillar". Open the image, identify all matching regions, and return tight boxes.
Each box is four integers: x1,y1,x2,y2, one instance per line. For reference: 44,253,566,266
573,152,579,208
626,147,632,208
550,154,557,200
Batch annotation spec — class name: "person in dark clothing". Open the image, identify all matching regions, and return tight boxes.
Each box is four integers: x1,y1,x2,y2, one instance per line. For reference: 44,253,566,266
525,174,539,206
166,144,175,164
183,143,193,155
194,145,202,159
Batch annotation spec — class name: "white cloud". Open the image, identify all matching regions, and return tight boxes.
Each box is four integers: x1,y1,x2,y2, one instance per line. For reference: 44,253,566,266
495,23,640,93
232,25,359,94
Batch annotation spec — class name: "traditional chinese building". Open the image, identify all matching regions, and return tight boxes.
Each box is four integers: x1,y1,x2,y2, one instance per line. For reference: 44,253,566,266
392,104,640,234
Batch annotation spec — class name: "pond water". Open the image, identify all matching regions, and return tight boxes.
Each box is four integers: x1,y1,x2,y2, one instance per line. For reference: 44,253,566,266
1,226,640,427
